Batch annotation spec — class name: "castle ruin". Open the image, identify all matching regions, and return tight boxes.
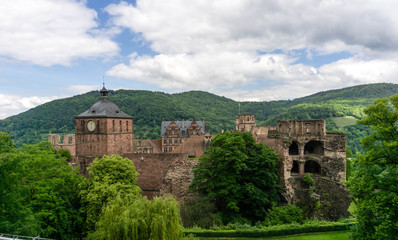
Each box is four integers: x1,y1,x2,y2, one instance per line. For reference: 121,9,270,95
49,89,350,219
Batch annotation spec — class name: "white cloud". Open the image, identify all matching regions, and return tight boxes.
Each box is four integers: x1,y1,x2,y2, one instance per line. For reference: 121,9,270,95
104,0,398,101
106,0,398,55
0,94,58,119
0,0,119,66
216,58,398,101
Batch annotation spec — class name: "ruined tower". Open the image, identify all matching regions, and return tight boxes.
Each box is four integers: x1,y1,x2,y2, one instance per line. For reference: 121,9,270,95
236,115,350,219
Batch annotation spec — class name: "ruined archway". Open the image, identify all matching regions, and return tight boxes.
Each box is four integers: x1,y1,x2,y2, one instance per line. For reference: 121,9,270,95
304,160,321,174
289,142,299,155
291,160,299,174
304,140,324,155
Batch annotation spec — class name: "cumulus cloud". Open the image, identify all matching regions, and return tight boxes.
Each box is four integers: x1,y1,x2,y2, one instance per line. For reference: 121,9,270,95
0,94,58,119
106,0,398,55
0,0,119,66
104,0,398,101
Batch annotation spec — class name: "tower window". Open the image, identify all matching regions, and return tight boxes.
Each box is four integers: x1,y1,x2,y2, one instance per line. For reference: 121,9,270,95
291,161,299,174
289,142,299,155
304,140,324,155
304,160,321,174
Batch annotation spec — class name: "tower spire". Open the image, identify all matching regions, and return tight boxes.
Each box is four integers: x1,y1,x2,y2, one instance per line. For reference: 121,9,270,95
100,76,108,99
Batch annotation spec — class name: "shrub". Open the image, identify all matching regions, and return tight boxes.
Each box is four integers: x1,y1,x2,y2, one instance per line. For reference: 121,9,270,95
262,205,305,226
303,173,314,185
180,199,222,228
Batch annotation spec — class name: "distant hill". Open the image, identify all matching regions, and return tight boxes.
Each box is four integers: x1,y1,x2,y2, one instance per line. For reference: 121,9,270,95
1,83,398,154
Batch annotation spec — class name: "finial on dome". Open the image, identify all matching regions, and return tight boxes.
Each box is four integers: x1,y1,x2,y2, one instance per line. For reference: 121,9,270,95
100,76,108,99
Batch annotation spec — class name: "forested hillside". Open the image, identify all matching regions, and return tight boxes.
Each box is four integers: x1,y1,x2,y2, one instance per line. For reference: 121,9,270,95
1,83,398,154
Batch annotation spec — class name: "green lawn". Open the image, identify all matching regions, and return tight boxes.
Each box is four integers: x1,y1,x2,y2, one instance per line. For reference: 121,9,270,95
200,231,349,240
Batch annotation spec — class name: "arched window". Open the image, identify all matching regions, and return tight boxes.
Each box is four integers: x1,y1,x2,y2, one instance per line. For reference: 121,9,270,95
291,161,299,174
304,160,321,174
304,140,324,155
289,142,299,155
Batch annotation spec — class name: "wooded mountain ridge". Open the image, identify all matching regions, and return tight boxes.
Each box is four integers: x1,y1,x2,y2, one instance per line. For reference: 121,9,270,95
1,83,398,154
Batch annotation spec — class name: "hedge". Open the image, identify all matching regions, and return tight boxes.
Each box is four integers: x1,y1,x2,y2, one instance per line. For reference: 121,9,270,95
184,221,355,238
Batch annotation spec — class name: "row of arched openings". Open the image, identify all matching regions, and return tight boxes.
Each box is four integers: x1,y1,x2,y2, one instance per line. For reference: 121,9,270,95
289,140,324,155
291,160,321,174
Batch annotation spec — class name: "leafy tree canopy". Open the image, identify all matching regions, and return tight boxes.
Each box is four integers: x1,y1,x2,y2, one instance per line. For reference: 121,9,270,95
0,133,84,239
80,154,141,233
190,131,280,223
348,95,398,239
0,131,15,153
88,196,184,240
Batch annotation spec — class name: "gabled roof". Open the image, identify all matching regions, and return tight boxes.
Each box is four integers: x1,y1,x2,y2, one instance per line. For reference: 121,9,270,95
161,120,205,137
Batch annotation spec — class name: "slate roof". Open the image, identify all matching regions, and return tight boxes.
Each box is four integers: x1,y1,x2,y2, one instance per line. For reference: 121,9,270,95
161,120,205,137
76,87,133,119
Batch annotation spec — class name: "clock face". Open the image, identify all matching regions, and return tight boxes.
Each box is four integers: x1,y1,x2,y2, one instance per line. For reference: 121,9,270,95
87,121,96,132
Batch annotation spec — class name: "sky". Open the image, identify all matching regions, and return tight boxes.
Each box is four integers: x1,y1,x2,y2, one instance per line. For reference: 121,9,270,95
1,0,398,119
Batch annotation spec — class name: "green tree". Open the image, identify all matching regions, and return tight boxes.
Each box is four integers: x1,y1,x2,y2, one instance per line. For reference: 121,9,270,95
0,131,15,153
88,196,184,240
190,131,280,223
348,95,398,239
0,136,84,239
80,154,141,233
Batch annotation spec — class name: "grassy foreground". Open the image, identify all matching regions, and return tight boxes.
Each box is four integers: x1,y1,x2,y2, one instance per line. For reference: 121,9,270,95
199,231,348,240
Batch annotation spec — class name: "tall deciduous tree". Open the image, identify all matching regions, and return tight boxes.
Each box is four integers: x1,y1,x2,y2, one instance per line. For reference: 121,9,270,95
0,134,84,239
348,95,398,239
79,155,141,233
190,131,279,223
87,196,184,240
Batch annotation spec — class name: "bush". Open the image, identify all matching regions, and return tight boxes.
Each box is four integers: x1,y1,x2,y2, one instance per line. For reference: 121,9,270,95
303,173,314,185
180,199,222,228
262,205,305,226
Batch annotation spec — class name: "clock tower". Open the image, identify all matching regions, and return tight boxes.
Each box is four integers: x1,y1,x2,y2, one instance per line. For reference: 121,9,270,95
74,86,134,175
